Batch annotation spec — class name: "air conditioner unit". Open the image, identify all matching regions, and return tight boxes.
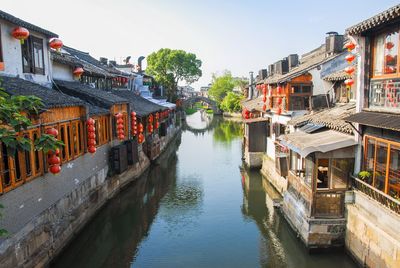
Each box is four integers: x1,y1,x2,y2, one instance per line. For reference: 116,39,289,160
111,144,128,174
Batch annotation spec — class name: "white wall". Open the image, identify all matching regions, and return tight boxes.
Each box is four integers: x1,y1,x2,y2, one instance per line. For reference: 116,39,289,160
0,19,52,87
309,68,326,96
52,62,73,81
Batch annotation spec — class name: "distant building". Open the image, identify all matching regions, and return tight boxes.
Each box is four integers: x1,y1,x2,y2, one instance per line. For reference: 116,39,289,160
178,85,196,98
200,85,210,98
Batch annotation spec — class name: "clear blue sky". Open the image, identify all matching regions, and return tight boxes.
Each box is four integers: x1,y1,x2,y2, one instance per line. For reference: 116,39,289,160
2,0,399,89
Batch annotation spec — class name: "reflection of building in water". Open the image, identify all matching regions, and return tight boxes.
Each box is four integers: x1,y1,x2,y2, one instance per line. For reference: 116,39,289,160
53,136,181,268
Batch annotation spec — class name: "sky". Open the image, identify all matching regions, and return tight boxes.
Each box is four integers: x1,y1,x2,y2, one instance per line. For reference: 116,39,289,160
2,0,399,90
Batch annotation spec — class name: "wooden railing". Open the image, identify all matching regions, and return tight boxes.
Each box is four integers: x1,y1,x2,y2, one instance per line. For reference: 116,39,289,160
352,176,400,215
313,191,345,218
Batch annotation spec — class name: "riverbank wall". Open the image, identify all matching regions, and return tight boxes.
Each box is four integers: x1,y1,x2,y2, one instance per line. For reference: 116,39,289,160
0,129,181,267
346,191,400,268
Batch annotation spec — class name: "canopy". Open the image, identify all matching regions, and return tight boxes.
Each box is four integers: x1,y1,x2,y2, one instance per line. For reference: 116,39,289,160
279,130,357,158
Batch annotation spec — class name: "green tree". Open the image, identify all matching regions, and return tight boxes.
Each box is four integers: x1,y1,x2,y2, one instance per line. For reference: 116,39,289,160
0,81,64,236
146,48,202,102
208,71,236,104
220,92,243,112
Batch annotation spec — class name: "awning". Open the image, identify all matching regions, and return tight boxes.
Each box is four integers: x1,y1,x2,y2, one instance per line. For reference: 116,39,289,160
279,130,357,158
243,117,269,124
344,111,400,132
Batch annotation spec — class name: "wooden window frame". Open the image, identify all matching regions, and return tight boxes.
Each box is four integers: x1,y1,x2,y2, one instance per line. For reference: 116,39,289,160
363,135,400,196
21,36,45,75
371,26,400,79
0,128,43,195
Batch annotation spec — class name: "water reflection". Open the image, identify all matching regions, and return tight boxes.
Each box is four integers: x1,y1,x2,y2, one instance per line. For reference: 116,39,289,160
52,114,356,268
51,136,181,268
240,167,357,268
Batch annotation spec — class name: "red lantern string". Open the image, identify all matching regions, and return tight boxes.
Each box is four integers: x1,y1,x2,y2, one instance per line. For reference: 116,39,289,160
87,118,97,154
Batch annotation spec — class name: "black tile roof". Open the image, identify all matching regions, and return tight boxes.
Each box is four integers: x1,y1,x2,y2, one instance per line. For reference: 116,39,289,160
87,103,109,116
63,46,129,77
54,79,127,109
51,51,112,78
0,75,84,109
112,90,165,116
344,111,400,132
346,4,400,35
0,10,58,37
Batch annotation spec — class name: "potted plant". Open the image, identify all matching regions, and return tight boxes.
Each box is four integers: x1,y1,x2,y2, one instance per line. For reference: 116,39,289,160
358,171,372,184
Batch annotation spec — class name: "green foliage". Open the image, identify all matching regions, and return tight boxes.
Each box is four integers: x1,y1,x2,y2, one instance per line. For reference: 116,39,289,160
220,92,243,112
34,134,65,154
208,71,236,104
184,108,197,115
358,171,371,181
213,120,243,145
146,48,202,102
208,71,247,107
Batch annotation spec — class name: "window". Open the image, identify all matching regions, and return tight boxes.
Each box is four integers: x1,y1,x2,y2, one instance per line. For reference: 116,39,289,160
373,29,399,77
93,115,110,146
21,36,45,74
289,151,313,187
317,159,330,189
290,84,312,94
0,129,43,194
364,136,400,198
289,96,310,111
331,159,353,189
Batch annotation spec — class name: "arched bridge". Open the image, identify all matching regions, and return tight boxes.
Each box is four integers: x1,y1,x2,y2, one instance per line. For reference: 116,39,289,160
182,96,221,114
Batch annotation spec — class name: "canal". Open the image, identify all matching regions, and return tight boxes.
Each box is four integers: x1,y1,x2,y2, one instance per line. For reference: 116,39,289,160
52,111,357,268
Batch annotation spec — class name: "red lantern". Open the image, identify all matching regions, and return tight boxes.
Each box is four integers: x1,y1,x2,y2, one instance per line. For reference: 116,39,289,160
155,121,159,129
88,132,96,139
73,67,84,79
386,42,395,50
49,148,60,156
385,54,395,64
277,107,282,115
277,86,283,95
277,97,282,105
139,123,144,133
87,118,95,125
49,38,63,51
46,128,58,137
11,27,29,44
88,139,96,146
148,114,154,123
344,79,354,87
49,164,61,175
345,54,355,63
344,66,355,75
263,104,267,111
88,146,96,154
131,111,137,117
262,95,267,102
88,125,95,132
48,155,61,165
344,42,356,51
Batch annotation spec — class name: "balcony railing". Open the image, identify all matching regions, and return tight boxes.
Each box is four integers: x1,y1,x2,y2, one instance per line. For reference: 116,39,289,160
352,176,400,215
369,79,400,111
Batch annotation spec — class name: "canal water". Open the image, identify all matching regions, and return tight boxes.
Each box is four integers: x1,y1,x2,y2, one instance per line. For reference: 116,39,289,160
52,111,357,268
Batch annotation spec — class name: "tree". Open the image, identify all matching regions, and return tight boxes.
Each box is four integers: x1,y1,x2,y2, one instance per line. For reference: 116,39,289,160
220,92,243,113
208,71,236,104
146,49,202,102
0,81,63,236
